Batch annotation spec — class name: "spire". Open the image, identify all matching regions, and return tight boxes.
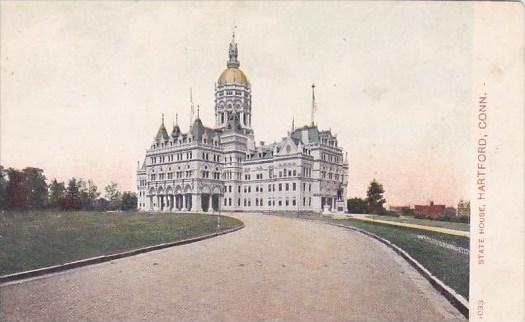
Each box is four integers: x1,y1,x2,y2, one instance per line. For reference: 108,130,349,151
227,31,240,68
189,87,194,127
311,84,317,126
171,113,181,138
291,117,295,132
196,104,200,120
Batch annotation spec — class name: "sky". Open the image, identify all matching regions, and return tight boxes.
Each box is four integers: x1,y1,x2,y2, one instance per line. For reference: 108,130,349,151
0,1,475,206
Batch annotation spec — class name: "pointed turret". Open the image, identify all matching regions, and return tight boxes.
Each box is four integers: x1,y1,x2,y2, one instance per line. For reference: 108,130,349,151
171,113,181,138
155,114,169,141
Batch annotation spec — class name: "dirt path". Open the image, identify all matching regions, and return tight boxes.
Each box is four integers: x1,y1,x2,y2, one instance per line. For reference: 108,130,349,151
0,212,466,321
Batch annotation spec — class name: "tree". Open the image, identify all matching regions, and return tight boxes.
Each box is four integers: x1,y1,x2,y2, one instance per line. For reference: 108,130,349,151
79,179,99,210
366,179,386,214
22,167,48,209
49,179,66,209
94,197,110,212
63,178,81,210
5,168,27,209
347,197,367,214
104,182,121,210
120,192,137,211
0,166,7,210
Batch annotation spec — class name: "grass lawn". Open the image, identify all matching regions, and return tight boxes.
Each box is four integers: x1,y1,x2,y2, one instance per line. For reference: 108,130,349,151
364,215,470,231
0,211,243,276
327,217,469,299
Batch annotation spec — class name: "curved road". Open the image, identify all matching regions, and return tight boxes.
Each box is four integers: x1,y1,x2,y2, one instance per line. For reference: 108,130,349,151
0,213,465,321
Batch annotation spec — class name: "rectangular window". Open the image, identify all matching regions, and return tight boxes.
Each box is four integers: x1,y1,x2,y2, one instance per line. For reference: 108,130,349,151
292,183,296,191
279,183,282,191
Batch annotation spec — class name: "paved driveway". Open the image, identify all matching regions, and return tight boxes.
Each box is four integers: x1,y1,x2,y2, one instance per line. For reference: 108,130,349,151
0,212,465,321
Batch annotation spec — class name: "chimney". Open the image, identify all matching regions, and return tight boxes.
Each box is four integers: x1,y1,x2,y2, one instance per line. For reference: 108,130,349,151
430,201,434,206
260,141,265,146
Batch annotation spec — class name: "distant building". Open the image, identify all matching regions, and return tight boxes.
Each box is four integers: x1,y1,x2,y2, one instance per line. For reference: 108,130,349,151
413,201,446,219
457,200,470,217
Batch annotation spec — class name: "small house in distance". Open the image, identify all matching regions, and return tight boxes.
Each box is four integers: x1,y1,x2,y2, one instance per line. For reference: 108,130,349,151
413,201,446,219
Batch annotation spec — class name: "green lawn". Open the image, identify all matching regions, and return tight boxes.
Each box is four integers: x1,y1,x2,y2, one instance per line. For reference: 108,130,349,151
0,211,243,276
365,214,470,231
327,217,469,299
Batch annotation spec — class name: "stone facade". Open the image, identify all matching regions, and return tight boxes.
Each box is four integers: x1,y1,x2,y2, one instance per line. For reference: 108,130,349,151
137,35,349,213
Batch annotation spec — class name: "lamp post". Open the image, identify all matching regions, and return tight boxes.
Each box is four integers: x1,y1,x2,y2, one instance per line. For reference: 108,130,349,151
217,189,222,231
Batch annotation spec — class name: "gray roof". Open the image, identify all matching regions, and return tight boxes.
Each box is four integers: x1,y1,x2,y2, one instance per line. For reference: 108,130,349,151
155,122,170,141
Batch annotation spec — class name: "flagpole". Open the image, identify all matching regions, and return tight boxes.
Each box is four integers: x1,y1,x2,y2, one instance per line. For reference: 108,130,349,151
311,83,316,126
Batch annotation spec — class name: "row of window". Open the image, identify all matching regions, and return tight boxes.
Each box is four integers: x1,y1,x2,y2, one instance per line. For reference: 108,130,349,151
151,169,222,181
321,152,341,163
321,138,337,147
321,171,343,182
153,136,221,149
223,182,312,194
222,197,312,207
150,151,225,166
151,152,193,164
218,90,249,97
243,167,312,181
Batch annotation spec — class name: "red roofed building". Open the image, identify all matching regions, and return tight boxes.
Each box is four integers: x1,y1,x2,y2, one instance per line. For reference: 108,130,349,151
413,201,446,219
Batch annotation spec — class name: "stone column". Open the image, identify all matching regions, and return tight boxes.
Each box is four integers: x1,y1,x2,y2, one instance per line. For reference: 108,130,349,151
192,194,203,213
207,194,213,212
181,194,187,211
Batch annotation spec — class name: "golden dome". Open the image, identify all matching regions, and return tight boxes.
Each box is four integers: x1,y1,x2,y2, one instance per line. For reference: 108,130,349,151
218,67,249,86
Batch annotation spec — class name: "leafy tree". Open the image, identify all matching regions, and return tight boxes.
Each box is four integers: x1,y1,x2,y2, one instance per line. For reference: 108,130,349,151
22,167,48,209
366,179,386,214
49,179,66,209
94,197,110,211
0,166,7,210
104,182,121,210
347,197,367,214
120,192,137,211
63,178,81,210
5,168,27,209
79,179,99,210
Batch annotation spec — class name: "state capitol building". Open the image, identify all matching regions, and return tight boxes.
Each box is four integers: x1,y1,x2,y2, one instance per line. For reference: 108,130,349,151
137,35,349,213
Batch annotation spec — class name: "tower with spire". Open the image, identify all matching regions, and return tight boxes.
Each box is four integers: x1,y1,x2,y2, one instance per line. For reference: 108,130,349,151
214,32,253,134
